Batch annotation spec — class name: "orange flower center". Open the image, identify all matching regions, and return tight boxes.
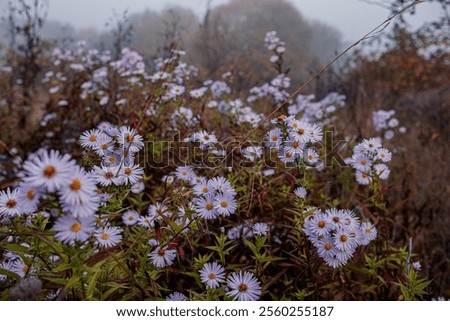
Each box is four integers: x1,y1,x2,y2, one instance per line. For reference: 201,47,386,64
89,135,97,142
101,233,110,240
26,190,35,200
324,243,332,251
71,223,81,232
69,178,82,191
292,141,299,148
340,234,348,242
220,201,228,208
158,248,166,256
208,272,216,280
318,220,325,228
298,128,305,135
239,283,248,292
124,168,132,175
361,159,367,165
43,165,56,178
206,202,214,210
271,135,278,141
202,187,209,193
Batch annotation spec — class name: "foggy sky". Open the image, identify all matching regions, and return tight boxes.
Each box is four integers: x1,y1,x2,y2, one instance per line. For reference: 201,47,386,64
1,0,444,42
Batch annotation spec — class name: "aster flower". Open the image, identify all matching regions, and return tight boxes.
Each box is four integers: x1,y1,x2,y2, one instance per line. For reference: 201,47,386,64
193,194,218,219
305,148,319,164
122,210,139,226
308,212,332,237
214,192,237,216
355,171,372,185
119,164,144,185
137,215,155,229
252,223,269,236
358,222,377,245
130,181,145,194
92,135,113,156
59,166,97,207
351,153,372,172
265,128,282,148
374,163,390,180
148,202,170,220
166,292,187,301
226,271,262,301
94,226,123,248
412,261,422,271
53,214,95,245
294,186,307,199
288,121,312,143
192,178,214,197
175,165,195,182
242,146,263,161
148,246,177,268
333,228,358,252
0,188,22,218
23,150,76,193
376,148,392,163
209,177,236,196
93,165,123,186
199,262,226,289
117,126,144,154
17,182,43,214
79,129,105,148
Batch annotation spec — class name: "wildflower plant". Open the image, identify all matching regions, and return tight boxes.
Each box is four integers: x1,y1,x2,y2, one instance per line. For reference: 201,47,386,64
0,24,435,302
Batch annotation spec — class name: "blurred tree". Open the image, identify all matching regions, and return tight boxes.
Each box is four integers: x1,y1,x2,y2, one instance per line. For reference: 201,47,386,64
188,0,343,90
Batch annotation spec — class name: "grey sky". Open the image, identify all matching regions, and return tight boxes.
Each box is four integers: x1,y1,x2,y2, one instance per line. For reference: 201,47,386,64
4,0,444,42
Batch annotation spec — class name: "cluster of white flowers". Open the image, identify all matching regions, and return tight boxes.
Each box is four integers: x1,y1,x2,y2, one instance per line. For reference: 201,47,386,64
265,116,323,166
303,208,377,268
264,30,286,63
199,262,262,300
288,92,346,126
247,31,290,103
80,123,145,187
348,138,392,185
372,109,406,140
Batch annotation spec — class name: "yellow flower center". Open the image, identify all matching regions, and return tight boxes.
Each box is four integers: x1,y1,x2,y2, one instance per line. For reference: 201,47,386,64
89,135,97,142
271,135,278,141
324,243,332,251
202,187,209,193
101,233,110,240
126,134,134,143
220,201,228,208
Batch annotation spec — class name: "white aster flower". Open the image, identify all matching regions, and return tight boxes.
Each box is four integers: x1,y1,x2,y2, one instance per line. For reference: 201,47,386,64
199,262,226,289
226,271,262,301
